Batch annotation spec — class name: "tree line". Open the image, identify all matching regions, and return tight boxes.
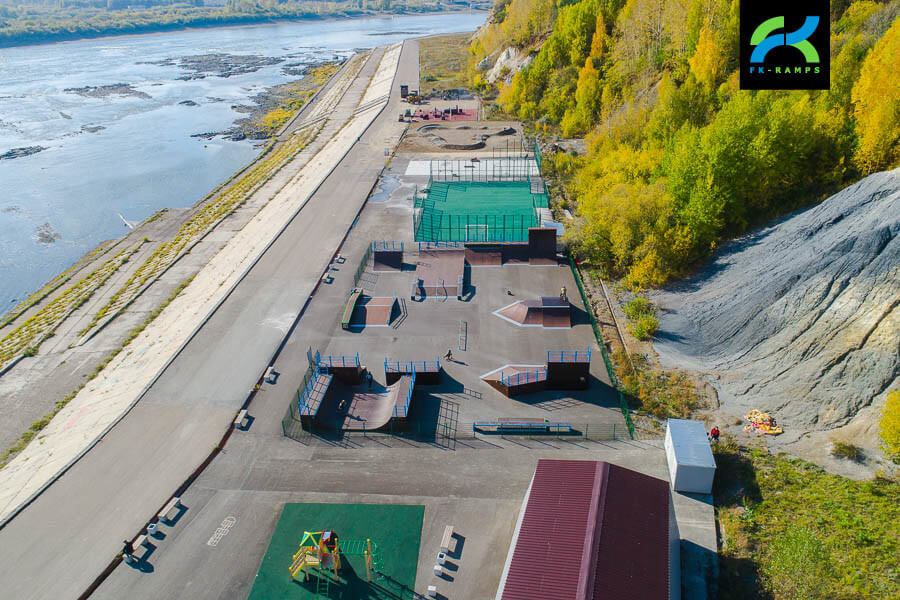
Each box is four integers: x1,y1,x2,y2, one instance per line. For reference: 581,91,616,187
469,0,900,288
0,0,452,46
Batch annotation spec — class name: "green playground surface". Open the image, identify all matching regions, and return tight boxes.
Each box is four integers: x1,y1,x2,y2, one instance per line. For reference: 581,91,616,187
415,181,549,242
249,503,424,600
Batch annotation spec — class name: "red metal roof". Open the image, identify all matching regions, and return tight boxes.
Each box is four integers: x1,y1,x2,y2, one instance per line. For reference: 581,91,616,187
501,460,671,600
591,464,671,600
501,459,601,600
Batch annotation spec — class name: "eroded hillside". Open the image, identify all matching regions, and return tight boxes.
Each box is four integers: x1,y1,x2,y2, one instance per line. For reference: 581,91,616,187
652,169,899,466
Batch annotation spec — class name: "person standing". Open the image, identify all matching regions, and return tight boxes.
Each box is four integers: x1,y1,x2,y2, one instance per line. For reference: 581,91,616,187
122,539,134,561
710,426,720,443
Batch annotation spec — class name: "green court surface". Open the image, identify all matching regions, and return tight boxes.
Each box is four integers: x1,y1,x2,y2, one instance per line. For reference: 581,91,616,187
415,181,549,242
249,503,424,600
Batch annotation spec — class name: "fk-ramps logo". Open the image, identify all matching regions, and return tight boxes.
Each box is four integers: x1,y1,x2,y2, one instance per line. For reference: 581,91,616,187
740,0,830,90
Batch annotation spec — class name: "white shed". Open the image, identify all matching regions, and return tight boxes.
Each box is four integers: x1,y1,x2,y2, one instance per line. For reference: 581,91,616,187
665,419,716,494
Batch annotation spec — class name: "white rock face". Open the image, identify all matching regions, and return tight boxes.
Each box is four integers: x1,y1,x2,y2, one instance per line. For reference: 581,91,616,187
486,47,533,84
652,169,900,445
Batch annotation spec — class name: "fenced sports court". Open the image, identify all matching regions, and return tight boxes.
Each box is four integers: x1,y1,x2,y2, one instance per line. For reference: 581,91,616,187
412,138,551,243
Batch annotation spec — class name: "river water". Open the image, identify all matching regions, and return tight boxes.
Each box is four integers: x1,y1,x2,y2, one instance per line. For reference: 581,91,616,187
0,12,485,306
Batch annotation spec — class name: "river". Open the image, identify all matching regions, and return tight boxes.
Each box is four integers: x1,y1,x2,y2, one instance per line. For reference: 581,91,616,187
0,11,486,307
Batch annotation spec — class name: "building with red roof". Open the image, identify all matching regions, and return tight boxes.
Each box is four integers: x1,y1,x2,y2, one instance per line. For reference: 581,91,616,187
497,459,679,600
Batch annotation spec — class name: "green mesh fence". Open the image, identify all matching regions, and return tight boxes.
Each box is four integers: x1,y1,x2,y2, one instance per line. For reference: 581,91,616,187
414,181,548,242
567,254,635,439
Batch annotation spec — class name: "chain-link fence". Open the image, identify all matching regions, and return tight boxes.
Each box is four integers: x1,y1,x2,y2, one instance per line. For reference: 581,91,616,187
281,414,627,447
568,254,635,439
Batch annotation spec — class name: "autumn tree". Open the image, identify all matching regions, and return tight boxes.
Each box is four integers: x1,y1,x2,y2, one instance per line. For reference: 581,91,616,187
881,389,900,462
851,16,900,173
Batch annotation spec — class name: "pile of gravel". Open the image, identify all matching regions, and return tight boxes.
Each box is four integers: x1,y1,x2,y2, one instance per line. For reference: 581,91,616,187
652,169,899,440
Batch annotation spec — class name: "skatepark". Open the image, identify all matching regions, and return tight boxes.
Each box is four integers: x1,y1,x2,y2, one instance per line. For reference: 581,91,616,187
0,38,716,600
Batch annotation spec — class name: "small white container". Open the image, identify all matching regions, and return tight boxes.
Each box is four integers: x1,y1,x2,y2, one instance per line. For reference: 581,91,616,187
147,523,158,536
437,552,447,565
433,564,442,576
427,585,437,597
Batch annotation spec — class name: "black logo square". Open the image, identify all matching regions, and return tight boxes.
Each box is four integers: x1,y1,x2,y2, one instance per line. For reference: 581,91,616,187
740,0,830,90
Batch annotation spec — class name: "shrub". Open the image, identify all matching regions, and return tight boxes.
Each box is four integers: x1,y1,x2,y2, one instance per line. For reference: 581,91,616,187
831,441,863,462
629,313,659,340
624,295,655,321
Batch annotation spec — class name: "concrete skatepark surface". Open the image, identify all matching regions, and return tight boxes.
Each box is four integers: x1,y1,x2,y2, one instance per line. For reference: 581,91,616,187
87,140,714,600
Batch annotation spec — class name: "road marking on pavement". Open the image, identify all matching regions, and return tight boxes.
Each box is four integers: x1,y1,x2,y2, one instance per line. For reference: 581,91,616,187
207,515,237,547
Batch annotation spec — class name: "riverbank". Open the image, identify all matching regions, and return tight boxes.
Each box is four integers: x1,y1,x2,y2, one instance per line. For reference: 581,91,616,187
0,5,482,49
0,48,364,463
0,43,404,526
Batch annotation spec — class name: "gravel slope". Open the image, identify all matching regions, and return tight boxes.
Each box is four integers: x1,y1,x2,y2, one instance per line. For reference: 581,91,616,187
652,169,899,453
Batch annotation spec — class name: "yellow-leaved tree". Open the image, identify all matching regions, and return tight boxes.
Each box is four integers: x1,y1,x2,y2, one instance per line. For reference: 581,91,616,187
880,389,900,463
689,25,726,91
851,17,900,172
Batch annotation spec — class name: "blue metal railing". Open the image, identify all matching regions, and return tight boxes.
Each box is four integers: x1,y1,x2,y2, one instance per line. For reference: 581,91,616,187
393,371,416,418
297,367,323,417
546,349,591,363
373,241,403,251
500,368,547,387
418,241,463,251
384,359,440,373
314,350,360,373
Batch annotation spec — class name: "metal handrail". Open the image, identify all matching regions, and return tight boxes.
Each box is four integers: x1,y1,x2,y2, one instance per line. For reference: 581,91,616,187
501,368,547,387
547,349,591,363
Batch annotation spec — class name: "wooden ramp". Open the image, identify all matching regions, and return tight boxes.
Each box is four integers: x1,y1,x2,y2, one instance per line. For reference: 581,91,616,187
348,296,398,328
414,249,465,299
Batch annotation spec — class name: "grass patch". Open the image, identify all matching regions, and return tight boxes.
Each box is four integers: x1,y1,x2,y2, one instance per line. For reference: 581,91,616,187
613,351,698,418
0,240,113,329
249,503,423,600
715,437,900,599
256,64,339,135
0,245,141,371
0,274,194,470
419,32,472,95
144,208,167,224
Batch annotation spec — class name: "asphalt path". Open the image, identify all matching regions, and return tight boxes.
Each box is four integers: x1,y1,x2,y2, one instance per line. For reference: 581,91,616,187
0,41,417,600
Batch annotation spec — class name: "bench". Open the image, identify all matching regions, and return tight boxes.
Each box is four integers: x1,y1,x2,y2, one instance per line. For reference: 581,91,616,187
335,254,346,264
157,496,181,524
264,366,276,384
440,525,454,554
321,272,332,284
125,533,150,562
234,409,248,428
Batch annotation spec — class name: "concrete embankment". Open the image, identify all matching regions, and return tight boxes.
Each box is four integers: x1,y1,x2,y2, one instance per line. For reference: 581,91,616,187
0,43,403,526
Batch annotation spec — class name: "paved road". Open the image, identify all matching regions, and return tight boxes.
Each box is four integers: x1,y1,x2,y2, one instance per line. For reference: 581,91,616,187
0,41,416,600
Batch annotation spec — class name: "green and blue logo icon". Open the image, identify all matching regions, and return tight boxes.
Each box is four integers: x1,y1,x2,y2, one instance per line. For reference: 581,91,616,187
740,1,830,90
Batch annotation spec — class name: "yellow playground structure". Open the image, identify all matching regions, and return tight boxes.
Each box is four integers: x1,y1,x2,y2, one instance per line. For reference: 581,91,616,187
289,530,383,593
